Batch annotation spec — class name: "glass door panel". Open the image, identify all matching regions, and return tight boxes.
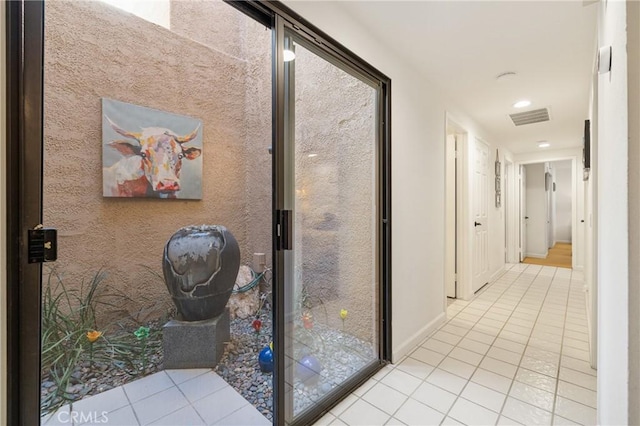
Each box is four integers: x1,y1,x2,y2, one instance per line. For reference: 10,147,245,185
282,29,380,423
38,1,273,423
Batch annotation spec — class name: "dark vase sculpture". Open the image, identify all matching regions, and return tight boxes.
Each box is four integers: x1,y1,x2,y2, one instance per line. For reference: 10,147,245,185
163,225,240,321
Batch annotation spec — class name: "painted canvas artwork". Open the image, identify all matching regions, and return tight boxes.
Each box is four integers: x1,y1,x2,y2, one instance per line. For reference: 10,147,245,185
102,98,203,199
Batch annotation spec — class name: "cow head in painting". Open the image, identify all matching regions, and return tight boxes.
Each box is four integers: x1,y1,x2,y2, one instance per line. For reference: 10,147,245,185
106,117,201,196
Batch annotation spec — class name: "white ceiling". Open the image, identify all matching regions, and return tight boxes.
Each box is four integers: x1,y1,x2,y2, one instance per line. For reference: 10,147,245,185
337,0,598,154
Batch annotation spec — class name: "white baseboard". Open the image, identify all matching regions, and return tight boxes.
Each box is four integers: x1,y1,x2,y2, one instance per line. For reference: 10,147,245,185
556,239,572,244
392,311,446,363
584,289,597,369
525,252,548,259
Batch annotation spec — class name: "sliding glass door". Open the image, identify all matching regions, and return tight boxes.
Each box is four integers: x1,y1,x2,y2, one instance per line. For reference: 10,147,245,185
274,21,390,425
8,2,389,425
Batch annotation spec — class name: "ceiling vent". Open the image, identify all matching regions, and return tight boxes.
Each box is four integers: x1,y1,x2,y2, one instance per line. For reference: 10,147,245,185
509,108,550,126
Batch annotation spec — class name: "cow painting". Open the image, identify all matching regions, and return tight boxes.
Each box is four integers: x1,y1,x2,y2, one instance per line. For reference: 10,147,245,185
102,99,203,199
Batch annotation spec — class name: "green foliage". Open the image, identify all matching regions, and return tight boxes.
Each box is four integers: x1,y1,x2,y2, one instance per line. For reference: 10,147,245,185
40,268,164,414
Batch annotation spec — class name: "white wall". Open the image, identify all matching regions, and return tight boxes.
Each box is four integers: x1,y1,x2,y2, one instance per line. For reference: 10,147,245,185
596,0,629,423
585,70,598,369
504,159,519,263
524,163,548,257
553,161,572,242
281,0,506,360
627,1,640,423
488,147,510,282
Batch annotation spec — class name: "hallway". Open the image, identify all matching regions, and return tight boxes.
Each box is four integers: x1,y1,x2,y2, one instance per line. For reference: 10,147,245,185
316,264,595,425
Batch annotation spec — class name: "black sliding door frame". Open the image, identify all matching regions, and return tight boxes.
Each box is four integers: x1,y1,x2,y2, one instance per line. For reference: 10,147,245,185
268,4,392,425
6,1,391,425
6,1,45,425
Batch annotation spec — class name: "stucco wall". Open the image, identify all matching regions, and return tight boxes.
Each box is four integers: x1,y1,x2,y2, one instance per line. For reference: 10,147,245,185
171,0,273,272
172,3,375,341
293,43,377,342
43,0,270,315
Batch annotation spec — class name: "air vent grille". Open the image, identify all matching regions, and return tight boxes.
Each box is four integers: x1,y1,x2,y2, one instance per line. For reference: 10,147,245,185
509,108,550,126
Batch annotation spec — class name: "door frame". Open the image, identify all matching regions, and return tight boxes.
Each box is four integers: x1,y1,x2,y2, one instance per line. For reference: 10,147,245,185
519,164,527,261
6,1,392,425
445,120,464,300
6,1,45,424
444,114,472,300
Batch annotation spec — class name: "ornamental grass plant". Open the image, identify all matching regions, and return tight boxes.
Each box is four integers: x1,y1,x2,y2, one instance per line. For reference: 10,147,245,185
40,267,166,414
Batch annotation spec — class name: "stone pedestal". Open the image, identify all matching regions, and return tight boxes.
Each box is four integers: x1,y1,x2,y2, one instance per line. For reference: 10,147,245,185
163,309,230,369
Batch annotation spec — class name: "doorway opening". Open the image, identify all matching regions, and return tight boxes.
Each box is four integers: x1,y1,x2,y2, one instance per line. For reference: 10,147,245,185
520,160,574,269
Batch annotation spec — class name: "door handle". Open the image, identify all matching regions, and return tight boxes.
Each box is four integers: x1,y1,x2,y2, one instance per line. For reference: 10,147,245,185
474,221,482,227
276,210,292,250
28,226,57,263
525,216,529,219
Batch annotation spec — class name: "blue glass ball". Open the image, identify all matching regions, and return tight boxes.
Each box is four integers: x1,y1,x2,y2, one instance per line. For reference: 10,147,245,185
258,346,273,373
296,355,322,383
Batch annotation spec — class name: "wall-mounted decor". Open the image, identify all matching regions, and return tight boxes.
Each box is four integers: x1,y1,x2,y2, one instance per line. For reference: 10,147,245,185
495,149,501,207
102,98,203,199
583,119,591,181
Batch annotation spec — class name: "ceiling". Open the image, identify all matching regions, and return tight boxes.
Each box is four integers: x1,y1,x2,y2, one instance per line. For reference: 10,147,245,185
336,1,598,154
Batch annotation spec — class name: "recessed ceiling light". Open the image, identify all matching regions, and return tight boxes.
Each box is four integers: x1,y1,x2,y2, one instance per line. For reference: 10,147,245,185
538,141,550,148
513,100,532,108
308,153,318,158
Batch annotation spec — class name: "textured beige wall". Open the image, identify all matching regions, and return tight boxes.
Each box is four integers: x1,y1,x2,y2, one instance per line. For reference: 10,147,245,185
294,44,378,344
43,0,270,316
170,1,243,59
171,0,273,271
43,0,373,344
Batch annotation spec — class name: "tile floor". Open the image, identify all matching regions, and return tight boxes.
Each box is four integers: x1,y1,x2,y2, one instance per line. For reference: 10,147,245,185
41,369,270,426
314,264,597,426
41,263,595,426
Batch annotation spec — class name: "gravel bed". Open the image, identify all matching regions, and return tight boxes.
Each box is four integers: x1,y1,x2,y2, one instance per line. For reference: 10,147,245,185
214,309,274,421
289,326,375,416
214,308,375,420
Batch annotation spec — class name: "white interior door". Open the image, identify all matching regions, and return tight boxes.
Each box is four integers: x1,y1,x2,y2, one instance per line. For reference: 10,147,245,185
445,134,456,298
472,139,490,292
519,165,527,262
